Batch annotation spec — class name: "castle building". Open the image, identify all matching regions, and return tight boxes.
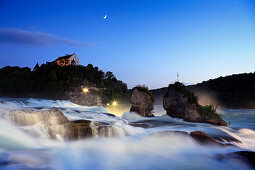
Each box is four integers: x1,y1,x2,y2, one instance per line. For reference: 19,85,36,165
54,53,79,66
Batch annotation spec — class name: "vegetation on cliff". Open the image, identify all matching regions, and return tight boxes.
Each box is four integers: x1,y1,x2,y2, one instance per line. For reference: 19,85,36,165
169,82,198,104
132,85,154,102
171,82,223,121
0,63,129,103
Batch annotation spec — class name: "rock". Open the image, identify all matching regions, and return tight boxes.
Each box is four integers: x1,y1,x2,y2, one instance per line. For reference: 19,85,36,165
163,83,201,121
205,119,228,127
62,120,92,140
163,82,227,126
69,87,103,106
190,131,221,145
130,88,154,117
213,136,241,143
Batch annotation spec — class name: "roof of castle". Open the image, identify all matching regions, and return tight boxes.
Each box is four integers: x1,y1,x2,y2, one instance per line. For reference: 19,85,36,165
54,53,76,61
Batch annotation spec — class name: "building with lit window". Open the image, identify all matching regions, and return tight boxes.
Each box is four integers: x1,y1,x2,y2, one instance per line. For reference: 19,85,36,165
54,53,79,66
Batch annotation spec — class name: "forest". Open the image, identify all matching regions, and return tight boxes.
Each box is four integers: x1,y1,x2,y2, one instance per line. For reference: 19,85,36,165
189,73,255,108
0,63,129,102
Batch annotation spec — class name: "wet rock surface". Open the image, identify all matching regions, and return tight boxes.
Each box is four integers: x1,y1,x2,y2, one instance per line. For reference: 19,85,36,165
63,120,92,140
204,119,228,127
189,131,240,147
190,131,220,145
213,136,241,143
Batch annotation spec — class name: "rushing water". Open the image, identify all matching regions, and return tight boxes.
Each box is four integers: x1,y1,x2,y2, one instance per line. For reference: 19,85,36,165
0,98,255,170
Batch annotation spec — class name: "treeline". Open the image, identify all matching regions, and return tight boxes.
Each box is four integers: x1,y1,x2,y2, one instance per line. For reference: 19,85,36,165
0,63,129,102
189,73,255,108
151,72,255,108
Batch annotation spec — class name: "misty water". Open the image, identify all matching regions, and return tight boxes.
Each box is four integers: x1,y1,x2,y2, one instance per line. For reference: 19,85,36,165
0,98,255,170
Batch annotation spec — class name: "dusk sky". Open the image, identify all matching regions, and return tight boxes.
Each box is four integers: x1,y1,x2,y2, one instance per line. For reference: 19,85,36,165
0,0,255,89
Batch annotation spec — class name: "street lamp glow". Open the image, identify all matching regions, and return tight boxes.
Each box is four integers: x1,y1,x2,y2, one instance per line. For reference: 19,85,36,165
107,103,110,106
83,88,89,93
112,101,117,106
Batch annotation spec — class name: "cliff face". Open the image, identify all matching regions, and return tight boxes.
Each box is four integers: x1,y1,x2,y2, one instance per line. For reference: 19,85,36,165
68,87,103,107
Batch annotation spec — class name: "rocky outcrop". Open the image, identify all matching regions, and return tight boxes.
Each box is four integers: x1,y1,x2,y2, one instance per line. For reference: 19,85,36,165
163,82,228,126
69,87,103,106
130,87,154,117
190,131,219,145
163,83,201,121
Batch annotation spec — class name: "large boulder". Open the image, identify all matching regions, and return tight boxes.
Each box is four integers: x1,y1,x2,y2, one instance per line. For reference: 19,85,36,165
163,82,227,126
69,87,103,106
130,86,154,117
163,83,201,121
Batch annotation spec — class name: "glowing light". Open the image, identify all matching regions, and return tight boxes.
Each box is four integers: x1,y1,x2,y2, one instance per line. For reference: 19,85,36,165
107,103,110,106
83,88,89,93
112,101,117,106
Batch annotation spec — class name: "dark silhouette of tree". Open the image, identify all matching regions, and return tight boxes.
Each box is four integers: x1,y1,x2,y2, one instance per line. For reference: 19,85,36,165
33,63,40,71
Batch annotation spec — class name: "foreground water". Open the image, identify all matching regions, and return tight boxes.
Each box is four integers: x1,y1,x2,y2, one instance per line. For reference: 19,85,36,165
0,98,255,170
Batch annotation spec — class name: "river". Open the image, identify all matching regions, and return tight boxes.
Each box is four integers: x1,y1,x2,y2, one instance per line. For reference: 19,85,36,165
0,98,254,170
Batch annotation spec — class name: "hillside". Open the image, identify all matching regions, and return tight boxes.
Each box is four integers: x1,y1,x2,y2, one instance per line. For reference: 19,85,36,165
151,72,255,108
0,63,129,103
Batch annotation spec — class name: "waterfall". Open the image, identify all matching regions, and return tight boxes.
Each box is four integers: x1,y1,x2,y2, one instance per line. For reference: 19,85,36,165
0,106,135,140
90,121,128,137
0,108,70,140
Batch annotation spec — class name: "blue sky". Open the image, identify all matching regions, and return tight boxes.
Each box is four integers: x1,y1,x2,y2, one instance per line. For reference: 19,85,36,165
0,0,255,89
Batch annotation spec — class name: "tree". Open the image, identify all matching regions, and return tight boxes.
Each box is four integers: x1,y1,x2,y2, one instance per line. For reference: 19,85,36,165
33,63,40,71
105,71,116,80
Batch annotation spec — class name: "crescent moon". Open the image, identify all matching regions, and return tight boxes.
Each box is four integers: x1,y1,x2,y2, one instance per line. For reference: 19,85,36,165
104,15,107,19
